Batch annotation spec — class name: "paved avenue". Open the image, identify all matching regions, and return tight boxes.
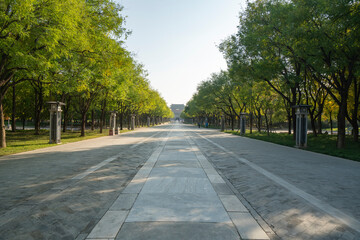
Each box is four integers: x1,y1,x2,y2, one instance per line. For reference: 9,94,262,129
0,123,359,239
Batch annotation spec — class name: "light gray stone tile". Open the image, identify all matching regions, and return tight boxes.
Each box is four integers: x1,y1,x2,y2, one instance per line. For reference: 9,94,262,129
122,181,145,194
155,160,201,168
208,174,225,183
87,210,128,239
141,177,216,194
149,167,206,178
132,167,152,180
116,222,240,240
212,183,234,195
219,195,248,212
229,212,269,240
204,167,219,176
126,193,230,223
158,153,197,161
110,194,138,211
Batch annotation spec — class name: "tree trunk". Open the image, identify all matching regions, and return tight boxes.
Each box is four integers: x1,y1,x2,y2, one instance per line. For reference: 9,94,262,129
309,111,317,137
22,118,25,130
264,112,270,136
11,84,16,132
330,112,333,135
337,99,347,148
81,112,86,137
62,96,70,133
99,100,106,134
256,110,261,133
0,103,6,148
287,112,292,134
231,116,234,131
91,109,94,131
317,114,322,134
249,112,253,134
34,93,40,135
353,123,359,142
120,112,123,130
292,106,296,139
33,86,43,135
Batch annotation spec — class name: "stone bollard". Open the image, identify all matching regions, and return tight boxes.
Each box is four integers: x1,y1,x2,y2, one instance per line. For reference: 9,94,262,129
47,101,65,144
131,114,135,130
109,112,117,135
221,115,225,132
293,105,311,148
240,113,247,135
147,117,150,127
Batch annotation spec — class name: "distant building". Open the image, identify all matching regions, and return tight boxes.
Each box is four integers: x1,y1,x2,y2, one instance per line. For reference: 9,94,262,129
170,104,185,120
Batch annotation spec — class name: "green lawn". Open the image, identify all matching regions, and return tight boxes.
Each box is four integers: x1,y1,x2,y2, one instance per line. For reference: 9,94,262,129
225,130,360,162
0,129,131,157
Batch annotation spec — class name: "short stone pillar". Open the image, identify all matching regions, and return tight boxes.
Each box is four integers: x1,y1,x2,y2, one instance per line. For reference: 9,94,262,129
147,117,150,127
47,101,65,144
240,113,247,135
131,114,135,130
109,112,117,136
293,105,311,148
221,115,225,132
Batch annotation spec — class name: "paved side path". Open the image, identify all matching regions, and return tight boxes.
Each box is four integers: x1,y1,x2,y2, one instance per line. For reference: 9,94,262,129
0,125,170,239
189,126,360,240
86,124,269,240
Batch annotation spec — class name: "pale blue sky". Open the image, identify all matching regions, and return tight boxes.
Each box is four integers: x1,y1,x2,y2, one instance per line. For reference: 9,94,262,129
116,0,246,105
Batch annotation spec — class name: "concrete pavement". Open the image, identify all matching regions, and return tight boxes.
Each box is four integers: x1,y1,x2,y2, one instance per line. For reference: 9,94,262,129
0,123,359,239
87,124,269,240
189,126,360,240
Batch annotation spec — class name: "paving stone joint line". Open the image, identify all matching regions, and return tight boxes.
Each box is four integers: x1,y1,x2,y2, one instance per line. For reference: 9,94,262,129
194,131,360,234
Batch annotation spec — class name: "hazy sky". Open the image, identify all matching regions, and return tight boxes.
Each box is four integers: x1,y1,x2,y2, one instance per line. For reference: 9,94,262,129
116,0,246,106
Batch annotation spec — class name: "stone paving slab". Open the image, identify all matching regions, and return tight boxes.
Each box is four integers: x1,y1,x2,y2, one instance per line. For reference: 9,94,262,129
87,210,128,239
212,183,234,195
149,167,207,178
229,212,270,240
155,159,201,168
126,193,231,222
189,126,360,240
157,153,198,161
109,194,138,211
116,222,240,240
140,177,216,194
219,194,249,212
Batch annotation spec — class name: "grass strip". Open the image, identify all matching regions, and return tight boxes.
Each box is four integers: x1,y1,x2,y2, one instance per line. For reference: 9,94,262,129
0,129,131,157
225,130,360,162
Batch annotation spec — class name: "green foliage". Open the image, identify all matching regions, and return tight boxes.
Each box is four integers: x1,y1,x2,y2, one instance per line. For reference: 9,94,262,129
0,0,172,146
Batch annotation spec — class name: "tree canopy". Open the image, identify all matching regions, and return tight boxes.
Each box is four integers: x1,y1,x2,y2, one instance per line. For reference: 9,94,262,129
0,0,172,147
184,0,359,148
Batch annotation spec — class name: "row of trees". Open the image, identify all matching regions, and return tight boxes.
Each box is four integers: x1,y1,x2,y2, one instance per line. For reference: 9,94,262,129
0,0,173,148
183,0,359,148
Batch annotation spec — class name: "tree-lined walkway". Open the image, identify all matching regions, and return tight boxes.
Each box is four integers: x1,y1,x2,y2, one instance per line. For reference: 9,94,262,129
0,123,359,239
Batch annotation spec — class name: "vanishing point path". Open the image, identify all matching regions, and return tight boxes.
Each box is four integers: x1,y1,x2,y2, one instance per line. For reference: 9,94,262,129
0,123,359,240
